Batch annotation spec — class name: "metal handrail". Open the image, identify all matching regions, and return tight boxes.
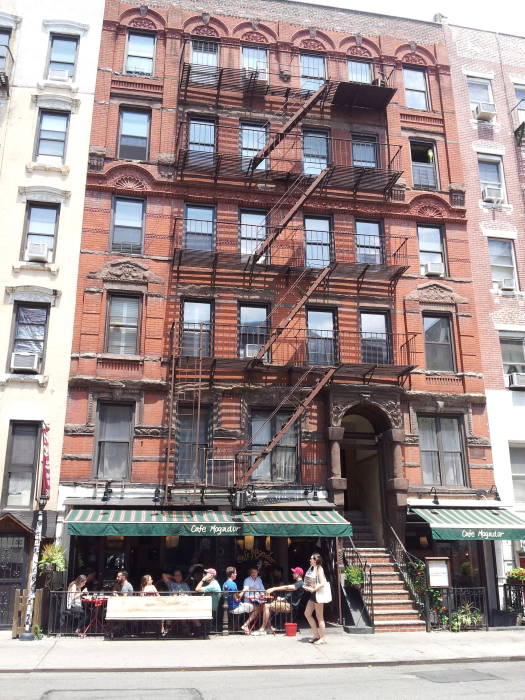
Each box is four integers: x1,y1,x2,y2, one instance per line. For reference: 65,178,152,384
386,523,428,626
341,536,374,630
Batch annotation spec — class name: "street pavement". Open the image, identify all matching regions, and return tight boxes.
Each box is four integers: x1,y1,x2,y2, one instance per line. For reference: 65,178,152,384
0,628,524,672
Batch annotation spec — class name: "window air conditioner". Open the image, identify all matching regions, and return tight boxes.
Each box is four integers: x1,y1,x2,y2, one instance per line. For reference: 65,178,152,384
508,372,525,389
25,242,49,262
482,186,504,203
10,352,40,373
48,68,70,82
499,278,516,291
244,344,262,358
425,262,445,277
475,102,496,121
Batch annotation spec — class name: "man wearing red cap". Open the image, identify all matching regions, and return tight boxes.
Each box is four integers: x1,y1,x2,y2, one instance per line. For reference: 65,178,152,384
253,567,305,635
195,567,222,612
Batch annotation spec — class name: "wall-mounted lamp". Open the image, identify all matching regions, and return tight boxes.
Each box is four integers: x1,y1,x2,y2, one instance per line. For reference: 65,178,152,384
429,487,439,506
153,487,161,504
102,481,113,502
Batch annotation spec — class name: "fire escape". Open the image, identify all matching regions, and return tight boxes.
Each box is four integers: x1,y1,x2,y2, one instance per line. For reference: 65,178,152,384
167,45,413,494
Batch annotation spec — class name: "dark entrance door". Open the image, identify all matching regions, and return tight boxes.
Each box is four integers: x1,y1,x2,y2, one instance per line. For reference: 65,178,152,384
0,534,27,629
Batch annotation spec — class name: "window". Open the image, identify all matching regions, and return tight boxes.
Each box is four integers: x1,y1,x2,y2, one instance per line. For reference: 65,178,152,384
0,30,10,72
360,311,391,364
182,301,211,357
411,141,437,190
510,447,525,502
47,34,78,79
241,46,268,80
24,203,59,262
126,32,155,75
478,155,505,202
488,239,517,289
36,110,69,163
188,119,215,168
304,216,331,268
467,77,493,116
239,305,268,359
307,309,336,366
107,296,140,355
177,406,209,481
303,130,329,175
418,225,445,275
240,122,267,171
111,197,144,254
240,209,267,258
184,205,215,251
424,315,454,371
355,220,383,264
404,67,428,110
118,109,150,160
352,134,378,168
12,305,49,370
418,415,466,486
191,40,218,84
300,54,325,91
515,85,525,125
348,60,372,84
96,404,133,480
499,332,525,374
250,411,297,482
2,423,40,507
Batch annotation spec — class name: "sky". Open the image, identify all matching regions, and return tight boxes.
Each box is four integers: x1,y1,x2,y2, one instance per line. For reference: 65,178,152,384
289,0,525,37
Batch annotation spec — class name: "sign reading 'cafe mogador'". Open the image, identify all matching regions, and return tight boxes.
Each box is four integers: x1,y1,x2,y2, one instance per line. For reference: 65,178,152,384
190,524,243,535
462,529,504,539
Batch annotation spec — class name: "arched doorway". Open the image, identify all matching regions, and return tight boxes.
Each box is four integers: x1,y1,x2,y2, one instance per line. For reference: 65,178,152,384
340,405,393,546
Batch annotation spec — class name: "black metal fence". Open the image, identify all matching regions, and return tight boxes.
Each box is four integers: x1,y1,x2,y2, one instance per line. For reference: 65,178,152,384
503,583,525,616
425,587,488,632
46,590,295,638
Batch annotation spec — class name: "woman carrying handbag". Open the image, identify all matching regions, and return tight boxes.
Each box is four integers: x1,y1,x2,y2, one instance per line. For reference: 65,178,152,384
303,553,331,645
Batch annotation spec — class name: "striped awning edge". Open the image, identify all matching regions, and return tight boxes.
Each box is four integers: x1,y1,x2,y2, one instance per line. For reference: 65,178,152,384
66,508,352,537
410,506,525,541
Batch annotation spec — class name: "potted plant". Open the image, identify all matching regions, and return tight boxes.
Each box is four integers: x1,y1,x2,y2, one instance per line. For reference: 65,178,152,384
38,543,66,587
506,568,525,584
450,601,482,632
344,564,365,589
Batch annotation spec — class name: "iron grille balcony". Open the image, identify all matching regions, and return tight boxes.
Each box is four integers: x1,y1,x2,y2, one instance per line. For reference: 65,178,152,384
175,123,403,196
172,218,409,283
175,323,417,380
178,60,396,112
0,44,14,95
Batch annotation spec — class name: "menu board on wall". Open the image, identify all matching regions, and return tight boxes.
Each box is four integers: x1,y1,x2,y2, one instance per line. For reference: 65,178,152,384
425,557,451,588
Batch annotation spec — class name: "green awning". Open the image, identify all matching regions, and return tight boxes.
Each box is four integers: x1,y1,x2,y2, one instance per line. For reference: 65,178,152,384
410,507,525,541
66,508,352,537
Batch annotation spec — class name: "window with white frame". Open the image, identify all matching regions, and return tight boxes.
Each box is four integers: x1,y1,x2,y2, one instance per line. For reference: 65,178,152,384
303,129,329,175
106,296,140,355
240,122,267,171
418,415,466,486
300,54,325,91
2,423,40,507
111,197,145,254
488,238,517,289
11,304,49,372
478,155,505,203
241,46,268,80
47,34,78,79
96,403,134,480
191,40,218,84
348,60,372,84
24,203,59,262
250,410,297,482
418,225,445,275
403,67,428,110
499,332,525,375
467,77,494,117
35,110,69,163
510,446,525,503
126,32,155,76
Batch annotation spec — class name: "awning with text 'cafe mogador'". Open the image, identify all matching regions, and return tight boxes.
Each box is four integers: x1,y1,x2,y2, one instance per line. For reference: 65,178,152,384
410,506,525,541
66,508,353,538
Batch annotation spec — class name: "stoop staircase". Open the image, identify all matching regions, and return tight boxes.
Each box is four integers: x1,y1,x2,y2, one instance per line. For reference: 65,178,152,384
346,510,426,632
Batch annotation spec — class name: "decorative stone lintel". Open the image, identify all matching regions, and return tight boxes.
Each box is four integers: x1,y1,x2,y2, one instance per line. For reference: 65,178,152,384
12,262,60,277
18,185,71,203
0,373,49,387
5,285,60,306
327,426,345,441
42,19,89,36
32,93,80,113
26,162,70,177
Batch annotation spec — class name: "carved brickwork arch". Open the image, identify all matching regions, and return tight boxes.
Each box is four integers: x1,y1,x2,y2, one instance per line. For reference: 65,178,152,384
233,20,277,43
183,15,229,38
192,25,219,38
130,18,156,31
290,29,335,51
331,398,400,430
409,194,453,220
106,165,153,192
119,7,166,30
395,43,436,66
339,35,380,58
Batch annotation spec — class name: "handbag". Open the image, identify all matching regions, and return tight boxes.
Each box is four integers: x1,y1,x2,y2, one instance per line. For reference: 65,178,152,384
315,581,332,604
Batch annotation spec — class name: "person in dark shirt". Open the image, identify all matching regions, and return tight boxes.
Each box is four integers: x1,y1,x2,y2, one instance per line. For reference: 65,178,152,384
255,567,305,634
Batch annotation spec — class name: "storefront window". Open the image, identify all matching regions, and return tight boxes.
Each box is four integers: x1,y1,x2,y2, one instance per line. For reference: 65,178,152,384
433,541,482,587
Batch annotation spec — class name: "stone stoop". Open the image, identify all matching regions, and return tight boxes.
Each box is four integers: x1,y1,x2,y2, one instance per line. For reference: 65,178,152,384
346,511,426,633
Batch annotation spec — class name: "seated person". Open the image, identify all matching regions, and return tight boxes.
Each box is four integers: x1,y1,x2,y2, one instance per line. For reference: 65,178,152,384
256,567,305,635
163,569,190,594
112,570,134,596
222,566,254,617
195,567,221,613
66,574,88,634
140,574,159,595
242,566,265,604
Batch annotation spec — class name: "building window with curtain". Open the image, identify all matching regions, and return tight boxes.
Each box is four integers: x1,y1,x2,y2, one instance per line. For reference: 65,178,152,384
418,415,466,486
403,67,429,110
417,225,446,276
423,315,455,371
352,134,378,168
11,304,49,373
106,296,140,355
23,203,59,263
118,109,150,160
2,423,40,508
111,197,144,254
125,32,155,76
348,60,372,84
250,411,297,482
95,404,134,480
510,446,525,503
241,46,268,80
177,406,209,481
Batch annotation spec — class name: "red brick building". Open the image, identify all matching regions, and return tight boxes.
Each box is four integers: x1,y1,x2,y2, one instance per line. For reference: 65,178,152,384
57,1,513,630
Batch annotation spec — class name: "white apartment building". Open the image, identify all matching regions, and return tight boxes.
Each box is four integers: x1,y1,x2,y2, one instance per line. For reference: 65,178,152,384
0,0,103,628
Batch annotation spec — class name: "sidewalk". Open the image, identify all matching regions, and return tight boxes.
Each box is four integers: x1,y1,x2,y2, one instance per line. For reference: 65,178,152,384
0,628,524,672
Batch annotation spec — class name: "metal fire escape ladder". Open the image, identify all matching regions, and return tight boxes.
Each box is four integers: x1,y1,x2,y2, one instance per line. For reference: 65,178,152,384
235,365,339,487
249,83,331,171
